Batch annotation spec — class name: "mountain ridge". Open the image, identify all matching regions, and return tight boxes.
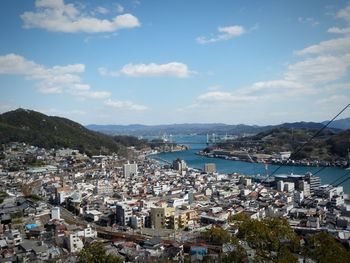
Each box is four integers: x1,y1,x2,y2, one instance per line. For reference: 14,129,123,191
86,120,345,136
0,108,145,156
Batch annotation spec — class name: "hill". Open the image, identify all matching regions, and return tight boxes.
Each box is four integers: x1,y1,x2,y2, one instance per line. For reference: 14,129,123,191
0,109,146,156
323,117,350,130
217,127,350,162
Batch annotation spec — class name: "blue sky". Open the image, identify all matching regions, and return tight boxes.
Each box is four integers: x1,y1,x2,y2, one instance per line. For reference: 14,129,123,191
0,0,350,125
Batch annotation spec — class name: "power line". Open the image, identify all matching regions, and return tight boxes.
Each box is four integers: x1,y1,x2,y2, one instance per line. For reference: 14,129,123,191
334,171,350,187
267,103,350,178
313,166,326,175
330,170,350,186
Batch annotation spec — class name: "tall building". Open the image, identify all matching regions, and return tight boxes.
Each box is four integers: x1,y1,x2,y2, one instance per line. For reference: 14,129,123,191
116,203,132,226
204,163,216,173
151,207,175,229
299,180,311,197
173,158,187,172
123,162,138,179
305,173,321,195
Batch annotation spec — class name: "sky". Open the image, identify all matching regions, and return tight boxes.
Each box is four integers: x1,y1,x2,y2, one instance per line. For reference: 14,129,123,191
0,0,350,125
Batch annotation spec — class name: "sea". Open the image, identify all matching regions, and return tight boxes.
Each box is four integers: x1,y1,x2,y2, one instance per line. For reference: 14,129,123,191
147,135,350,194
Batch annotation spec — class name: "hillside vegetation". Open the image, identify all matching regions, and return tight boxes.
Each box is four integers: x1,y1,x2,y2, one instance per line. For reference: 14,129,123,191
0,108,147,156
218,127,350,161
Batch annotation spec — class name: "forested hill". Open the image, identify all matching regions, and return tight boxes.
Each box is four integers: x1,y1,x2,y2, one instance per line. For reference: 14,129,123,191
224,127,350,161
0,108,147,156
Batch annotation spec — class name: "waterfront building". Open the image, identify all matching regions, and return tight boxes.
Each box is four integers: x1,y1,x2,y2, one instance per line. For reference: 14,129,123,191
173,158,187,172
204,163,216,173
299,180,311,197
305,173,321,195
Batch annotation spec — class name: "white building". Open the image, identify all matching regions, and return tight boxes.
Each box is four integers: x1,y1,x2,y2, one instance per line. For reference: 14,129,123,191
277,181,284,192
76,225,97,238
95,180,114,195
67,234,84,253
167,197,187,207
51,207,60,220
4,229,22,246
85,210,102,222
284,182,295,192
123,162,138,179
299,180,311,197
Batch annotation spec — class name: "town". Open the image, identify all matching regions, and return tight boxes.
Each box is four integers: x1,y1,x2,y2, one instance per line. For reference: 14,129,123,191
0,142,349,262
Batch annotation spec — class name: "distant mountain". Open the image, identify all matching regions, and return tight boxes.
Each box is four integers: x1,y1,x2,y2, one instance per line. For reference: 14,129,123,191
86,123,267,136
323,117,350,130
86,121,339,136
0,109,145,156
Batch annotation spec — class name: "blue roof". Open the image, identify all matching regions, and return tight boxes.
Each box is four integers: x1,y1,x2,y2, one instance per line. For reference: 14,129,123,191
190,246,208,255
25,223,39,230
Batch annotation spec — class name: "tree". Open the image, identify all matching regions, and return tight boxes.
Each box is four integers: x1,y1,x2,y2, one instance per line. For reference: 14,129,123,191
78,242,123,263
303,232,350,263
202,225,232,245
236,218,299,262
220,236,246,263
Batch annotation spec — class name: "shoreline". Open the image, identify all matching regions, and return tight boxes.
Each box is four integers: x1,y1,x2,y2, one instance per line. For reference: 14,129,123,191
196,151,349,169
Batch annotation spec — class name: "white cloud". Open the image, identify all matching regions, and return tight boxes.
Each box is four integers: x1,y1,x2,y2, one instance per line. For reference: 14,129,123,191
298,17,319,27
181,4,350,122
327,27,350,35
96,6,109,15
104,99,148,111
325,82,350,92
316,95,350,105
197,91,257,103
285,55,350,84
100,62,195,78
21,0,140,33
326,4,350,35
197,25,245,44
243,80,309,94
116,4,124,13
336,3,350,23
296,37,350,55
0,53,110,99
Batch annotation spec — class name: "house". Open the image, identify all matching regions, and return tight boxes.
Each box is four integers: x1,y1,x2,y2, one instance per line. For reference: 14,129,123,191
19,240,49,261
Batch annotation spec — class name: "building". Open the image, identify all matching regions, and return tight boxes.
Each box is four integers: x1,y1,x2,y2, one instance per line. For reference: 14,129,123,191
204,163,216,174
4,229,22,246
298,180,311,197
305,173,321,195
173,158,187,172
95,180,114,195
116,203,132,226
277,181,284,192
151,207,175,229
123,162,138,179
51,207,60,220
76,225,97,238
284,182,295,192
67,233,84,253
168,197,187,208
85,210,102,222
